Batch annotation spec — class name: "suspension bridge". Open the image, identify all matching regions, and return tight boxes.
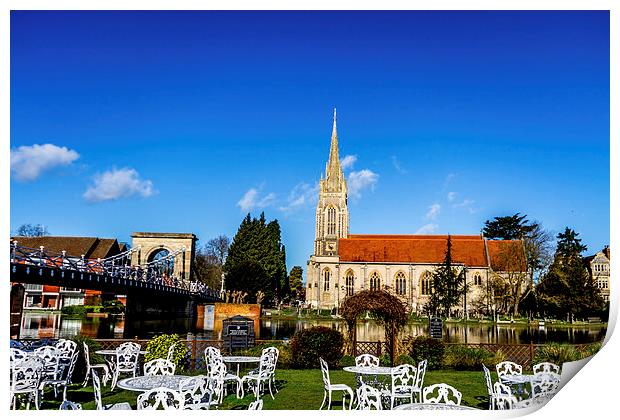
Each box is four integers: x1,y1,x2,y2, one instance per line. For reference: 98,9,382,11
10,240,222,337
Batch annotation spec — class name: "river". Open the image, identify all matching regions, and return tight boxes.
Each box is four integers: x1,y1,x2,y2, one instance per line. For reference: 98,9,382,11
17,312,606,344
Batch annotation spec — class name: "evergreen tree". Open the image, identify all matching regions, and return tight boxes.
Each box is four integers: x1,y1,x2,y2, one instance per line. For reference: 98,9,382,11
536,227,604,322
289,266,304,300
425,236,466,317
223,212,288,305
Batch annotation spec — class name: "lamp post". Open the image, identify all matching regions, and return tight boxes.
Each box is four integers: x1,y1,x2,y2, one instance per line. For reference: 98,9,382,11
220,272,226,297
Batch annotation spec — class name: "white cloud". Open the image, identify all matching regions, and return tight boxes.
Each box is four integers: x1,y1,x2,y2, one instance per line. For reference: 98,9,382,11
279,182,319,213
391,156,407,174
447,192,457,202
83,168,155,202
452,198,479,214
426,203,441,220
11,143,79,181
347,169,379,199
416,223,438,234
237,187,276,212
341,155,357,170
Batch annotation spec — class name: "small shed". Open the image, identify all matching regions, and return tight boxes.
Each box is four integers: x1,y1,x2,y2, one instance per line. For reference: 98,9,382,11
222,315,255,352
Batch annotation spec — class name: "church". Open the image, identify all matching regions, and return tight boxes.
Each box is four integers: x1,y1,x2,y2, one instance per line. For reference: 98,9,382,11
305,110,529,315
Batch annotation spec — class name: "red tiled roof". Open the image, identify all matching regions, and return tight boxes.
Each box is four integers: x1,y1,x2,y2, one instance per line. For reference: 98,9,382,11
339,235,489,267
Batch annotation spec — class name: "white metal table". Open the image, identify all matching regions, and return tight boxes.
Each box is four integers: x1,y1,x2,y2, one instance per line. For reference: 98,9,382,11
116,375,192,392
343,366,394,390
394,403,478,410
222,356,261,377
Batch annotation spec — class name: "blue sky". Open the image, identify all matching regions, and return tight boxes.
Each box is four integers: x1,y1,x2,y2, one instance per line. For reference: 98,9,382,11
10,11,610,277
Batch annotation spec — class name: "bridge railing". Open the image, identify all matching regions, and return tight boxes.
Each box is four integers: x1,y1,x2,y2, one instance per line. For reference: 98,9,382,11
10,242,221,300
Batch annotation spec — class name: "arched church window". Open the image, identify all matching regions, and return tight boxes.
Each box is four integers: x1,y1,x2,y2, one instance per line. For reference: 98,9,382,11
474,274,482,286
369,272,381,291
395,271,407,295
327,206,336,235
323,268,331,291
345,270,355,296
420,272,432,295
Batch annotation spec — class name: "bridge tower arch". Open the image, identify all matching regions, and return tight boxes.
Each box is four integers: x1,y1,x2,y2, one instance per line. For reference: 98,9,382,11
130,232,197,281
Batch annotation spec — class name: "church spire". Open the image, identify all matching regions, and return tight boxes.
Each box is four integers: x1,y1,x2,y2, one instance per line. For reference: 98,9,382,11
327,107,340,173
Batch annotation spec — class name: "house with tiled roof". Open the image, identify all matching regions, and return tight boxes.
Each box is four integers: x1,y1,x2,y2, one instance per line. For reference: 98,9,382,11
305,111,529,314
11,236,127,310
585,246,611,303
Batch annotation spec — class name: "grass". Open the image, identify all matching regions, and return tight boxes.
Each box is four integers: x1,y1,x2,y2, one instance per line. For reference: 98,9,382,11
33,368,493,410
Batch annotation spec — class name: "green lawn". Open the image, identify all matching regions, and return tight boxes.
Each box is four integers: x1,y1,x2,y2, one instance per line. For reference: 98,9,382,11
34,368,493,410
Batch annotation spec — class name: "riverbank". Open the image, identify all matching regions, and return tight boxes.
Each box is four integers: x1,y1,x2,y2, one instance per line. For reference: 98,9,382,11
262,308,607,328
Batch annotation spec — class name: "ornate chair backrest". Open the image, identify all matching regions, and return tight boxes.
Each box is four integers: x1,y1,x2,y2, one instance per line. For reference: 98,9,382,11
92,371,103,410
262,347,279,366
355,354,379,367
206,360,226,397
118,342,141,353
144,358,176,376
496,361,522,377
494,393,517,410
482,364,494,397
137,386,185,410
533,362,561,375
391,364,416,393
60,400,83,410
356,384,383,410
414,359,428,390
115,346,140,372
10,348,28,365
248,399,264,410
204,346,222,375
256,352,275,378
166,343,177,362
59,352,79,383
11,356,44,392
179,375,216,409
422,383,463,405
319,357,331,388
33,345,59,364
531,373,561,398
55,339,78,359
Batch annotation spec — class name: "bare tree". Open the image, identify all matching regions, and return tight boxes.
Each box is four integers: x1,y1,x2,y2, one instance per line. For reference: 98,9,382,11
205,235,230,266
15,223,49,237
490,242,532,317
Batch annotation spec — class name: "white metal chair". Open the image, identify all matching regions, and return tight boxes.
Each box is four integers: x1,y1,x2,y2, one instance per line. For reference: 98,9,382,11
55,339,78,362
110,345,140,390
82,342,111,386
355,384,383,410
411,359,427,402
59,400,82,410
10,348,28,365
40,351,78,400
33,345,62,381
10,356,44,410
248,399,264,410
482,364,495,409
92,371,132,410
318,357,353,410
241,352,277,400
262,346,280,393
137,387,185,410
205,351,242,402
422,383,463,405
385,363,416,409
179,375,218,410
144,358,176,376
533,362,561,375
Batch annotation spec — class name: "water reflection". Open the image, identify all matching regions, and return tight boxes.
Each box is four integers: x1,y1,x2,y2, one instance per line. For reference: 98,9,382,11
17,312,606,345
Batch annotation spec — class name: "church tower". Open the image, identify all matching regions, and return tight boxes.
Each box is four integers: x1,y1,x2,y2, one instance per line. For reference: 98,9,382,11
314,108,349,256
